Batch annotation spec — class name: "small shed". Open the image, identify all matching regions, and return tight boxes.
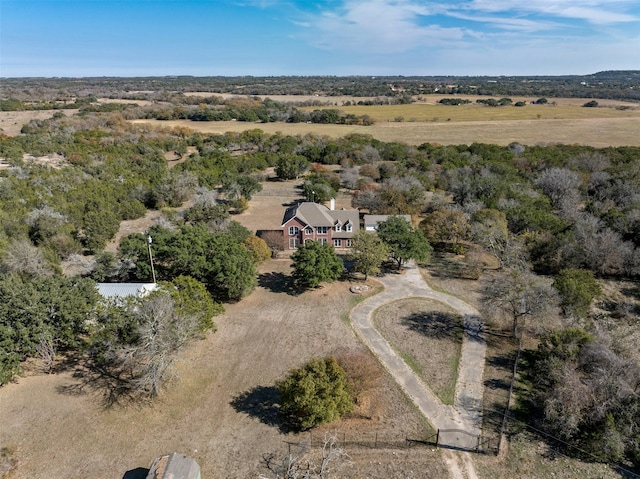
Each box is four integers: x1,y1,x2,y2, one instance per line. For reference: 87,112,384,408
146,452,201,479
96,283,158,301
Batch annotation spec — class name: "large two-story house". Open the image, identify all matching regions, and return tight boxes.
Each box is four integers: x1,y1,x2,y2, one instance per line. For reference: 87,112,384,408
281,201,359,250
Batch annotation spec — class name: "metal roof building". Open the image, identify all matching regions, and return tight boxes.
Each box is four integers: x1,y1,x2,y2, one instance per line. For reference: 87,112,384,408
146,452,201,479
96,283,158,300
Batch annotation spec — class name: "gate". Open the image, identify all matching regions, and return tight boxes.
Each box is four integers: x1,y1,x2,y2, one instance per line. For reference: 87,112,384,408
435,429,494,453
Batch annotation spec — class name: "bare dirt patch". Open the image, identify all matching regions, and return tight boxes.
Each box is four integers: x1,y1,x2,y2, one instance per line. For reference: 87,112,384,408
373,297,464,405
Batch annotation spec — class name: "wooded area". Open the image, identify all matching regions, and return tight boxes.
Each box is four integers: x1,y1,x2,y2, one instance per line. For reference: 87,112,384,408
1,76,639,471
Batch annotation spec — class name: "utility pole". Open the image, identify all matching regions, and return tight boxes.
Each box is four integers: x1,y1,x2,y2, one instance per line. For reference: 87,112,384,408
146,233,156,283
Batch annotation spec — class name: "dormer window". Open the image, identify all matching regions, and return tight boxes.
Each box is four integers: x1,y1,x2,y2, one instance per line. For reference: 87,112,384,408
334,222,342,232
345,221,353,232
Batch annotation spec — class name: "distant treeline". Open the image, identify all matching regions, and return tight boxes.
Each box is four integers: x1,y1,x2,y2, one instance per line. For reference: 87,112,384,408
1,71,639,102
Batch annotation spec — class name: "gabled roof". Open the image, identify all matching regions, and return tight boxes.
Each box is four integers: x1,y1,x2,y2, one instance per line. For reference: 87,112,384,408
282,202,360,236
97,283,158,300
330,208,358,225
281,202,334,227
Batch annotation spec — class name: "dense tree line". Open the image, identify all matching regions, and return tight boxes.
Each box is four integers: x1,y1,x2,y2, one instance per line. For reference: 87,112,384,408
2,71,638,102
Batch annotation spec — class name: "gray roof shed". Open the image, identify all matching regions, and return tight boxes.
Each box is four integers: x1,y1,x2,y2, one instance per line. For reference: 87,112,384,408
146,452,201,479
96,283,158,300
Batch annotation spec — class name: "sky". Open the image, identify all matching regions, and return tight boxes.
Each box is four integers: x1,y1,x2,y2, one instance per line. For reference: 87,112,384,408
1,0,639,77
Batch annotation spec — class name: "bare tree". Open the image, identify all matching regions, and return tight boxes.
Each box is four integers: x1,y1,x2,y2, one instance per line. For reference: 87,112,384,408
351,187,381,214
1,239,55,276
115,293,198,397
573,214,634,275
36,333,58,374
260,231,284,258
340,168,360,190
535,167,582,209
259,433,350,479
471,210,528,270
193,186,219,207
570,151,610,173
354,144,381,164
481,269,558,337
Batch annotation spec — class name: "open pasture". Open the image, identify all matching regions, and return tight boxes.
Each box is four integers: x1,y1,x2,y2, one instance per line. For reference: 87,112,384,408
300,98,640,122
131,115,640,147
132,93,640,147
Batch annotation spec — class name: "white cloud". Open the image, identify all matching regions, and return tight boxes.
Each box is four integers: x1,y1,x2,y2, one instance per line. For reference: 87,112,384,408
294,0,640,74
445,11,558,32
462,0,639,23
307,0,466,53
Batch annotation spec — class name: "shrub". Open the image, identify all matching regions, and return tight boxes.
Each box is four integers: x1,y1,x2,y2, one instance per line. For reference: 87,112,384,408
553,268,601,318
277,357,353,430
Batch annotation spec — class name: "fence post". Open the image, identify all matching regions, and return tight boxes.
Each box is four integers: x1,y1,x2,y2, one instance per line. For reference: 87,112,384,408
375,432,378,449
435,429,440,448
476,435,481,453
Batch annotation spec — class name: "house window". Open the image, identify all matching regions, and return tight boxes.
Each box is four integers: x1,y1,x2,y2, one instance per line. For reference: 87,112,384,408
333,239,342,247
288,226,299,236
345,222,353,232
304,227,313,235
289,238,299,249
317,226,328,235
334,223,342,232
318,238,328,245
346,239,353,247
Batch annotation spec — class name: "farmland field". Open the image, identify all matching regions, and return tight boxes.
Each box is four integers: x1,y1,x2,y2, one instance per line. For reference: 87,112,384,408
131,115,640,148
132,93,640,147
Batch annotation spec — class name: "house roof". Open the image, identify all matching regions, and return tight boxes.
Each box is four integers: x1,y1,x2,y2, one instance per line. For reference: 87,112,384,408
282,202,359,228
96,283,158,299
146,453,200,479
364,214,411,226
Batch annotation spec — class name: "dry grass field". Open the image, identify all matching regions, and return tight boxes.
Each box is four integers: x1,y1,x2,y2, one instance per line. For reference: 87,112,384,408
301,97,640,122
2,93,638,147
130,112,640,147
0,110,77,137
373,298,463,405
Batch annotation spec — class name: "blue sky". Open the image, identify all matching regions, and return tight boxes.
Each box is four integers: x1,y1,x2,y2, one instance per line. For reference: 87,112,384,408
1,0,639,77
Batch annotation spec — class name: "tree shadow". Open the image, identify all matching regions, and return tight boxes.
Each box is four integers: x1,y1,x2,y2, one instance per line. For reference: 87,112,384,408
122,467,149,479
463,316,485,344
484,377,510,391
487,352,514,371
56,356,137,408
402,311,464,341
621,284,640,301
230,385,287,432
258,272,296,295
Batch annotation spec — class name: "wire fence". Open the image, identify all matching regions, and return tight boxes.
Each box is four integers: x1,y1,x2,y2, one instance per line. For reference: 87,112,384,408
285,430,500,455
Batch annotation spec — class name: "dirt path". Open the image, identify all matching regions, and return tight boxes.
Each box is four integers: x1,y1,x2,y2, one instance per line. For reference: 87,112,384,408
350,261,486,478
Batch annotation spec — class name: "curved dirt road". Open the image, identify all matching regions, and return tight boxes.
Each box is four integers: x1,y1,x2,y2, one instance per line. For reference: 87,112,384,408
350,262,485,478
